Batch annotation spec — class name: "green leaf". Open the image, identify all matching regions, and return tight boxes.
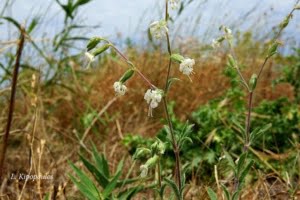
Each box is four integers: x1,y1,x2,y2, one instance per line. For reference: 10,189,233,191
166,77,181,92
118,186,144,200
69,162,101,200
92,144,110,178
221,184,230,200
207,187,218,200
224,151,236,175
79,154,109,188
236,153,247,176
43,193,50,200
232,191,240,200
27,17,39,34
103,165,123,199
164,177,182,200
0,17,22,31
239,160,253,186
250,123,272,144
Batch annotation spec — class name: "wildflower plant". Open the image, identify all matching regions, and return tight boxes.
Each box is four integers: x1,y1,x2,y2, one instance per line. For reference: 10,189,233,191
70,0,197,199
207,2,300,200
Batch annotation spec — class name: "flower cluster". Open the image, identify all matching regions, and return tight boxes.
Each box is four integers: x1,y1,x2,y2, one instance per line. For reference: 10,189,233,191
113,81,127,96
149,20,168,39
179,58,195,77
144,89,163,117
85,52,95,63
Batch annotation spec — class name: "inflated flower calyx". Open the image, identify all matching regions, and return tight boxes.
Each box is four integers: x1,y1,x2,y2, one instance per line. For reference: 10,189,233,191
228,55,237,68
249,74,258,91
139,155,159,178
119,69,135,83
170,54,184,63
92,43,111,57
87,37,102,51
295,4,300,9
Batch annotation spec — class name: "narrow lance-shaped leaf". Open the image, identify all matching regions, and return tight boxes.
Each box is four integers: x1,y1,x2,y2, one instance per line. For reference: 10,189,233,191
207,187,218,200
221,184,230,200
164,178,182,200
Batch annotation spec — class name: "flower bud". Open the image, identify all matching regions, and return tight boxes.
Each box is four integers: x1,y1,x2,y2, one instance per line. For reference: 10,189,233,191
249,74,257,91
267,41,280,57
170,54,184,63
280,16,290,29
295,4,300,10
92,44,111,57
119,69,135,83
228,55,237,68
133,147,151,160
87,37,102,51
151,138,165,155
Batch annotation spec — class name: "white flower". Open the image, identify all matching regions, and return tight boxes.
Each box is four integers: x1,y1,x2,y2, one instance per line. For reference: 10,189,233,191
211,39,220,49
224,27,233,40
170,0,180,10
113,81,127,96
140,165,148,178
179,58,195,78
144,89,163,117
149,20,168,39
85,52,95,62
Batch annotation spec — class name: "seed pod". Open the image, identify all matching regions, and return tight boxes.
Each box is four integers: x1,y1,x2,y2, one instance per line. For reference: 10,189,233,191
87,37,102,51
170,53,184,63
249,74,258,91
92,44,111,57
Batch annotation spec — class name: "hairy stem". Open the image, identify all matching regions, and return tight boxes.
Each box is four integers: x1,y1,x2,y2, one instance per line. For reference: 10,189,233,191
0,28,25,180
163,0,182,189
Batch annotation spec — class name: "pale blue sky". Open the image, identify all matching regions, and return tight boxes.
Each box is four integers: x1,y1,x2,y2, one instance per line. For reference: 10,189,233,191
1,0,300,44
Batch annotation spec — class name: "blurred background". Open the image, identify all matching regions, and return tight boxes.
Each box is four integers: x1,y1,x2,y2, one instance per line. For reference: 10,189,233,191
0,0,300,199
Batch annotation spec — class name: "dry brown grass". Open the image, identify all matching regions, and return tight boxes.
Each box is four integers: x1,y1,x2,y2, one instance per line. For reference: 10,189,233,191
0,45,295,199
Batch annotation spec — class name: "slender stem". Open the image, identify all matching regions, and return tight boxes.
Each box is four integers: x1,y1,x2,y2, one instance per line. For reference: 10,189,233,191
0,28,25,180
244,91,253,151
157,159,162,190
163,0,182,189
110,45,156,89
162,98,182,188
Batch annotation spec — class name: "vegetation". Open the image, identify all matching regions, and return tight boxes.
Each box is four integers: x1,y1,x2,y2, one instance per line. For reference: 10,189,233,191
0,0,300,199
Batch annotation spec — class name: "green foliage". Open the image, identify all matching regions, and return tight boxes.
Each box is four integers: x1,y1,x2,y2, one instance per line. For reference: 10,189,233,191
274,48,300,103
69,145,143,200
